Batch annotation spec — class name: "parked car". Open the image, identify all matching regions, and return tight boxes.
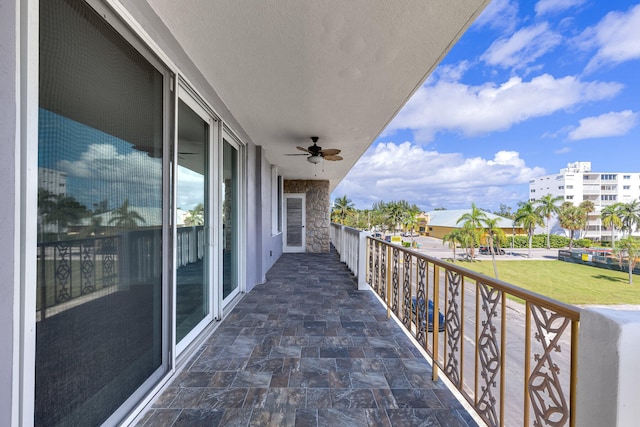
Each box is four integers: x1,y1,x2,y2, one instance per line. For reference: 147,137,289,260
479,246,505,255
371,232,383,239
411,297,445,332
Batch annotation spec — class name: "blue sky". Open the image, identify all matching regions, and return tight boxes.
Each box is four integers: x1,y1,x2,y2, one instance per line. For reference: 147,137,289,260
333,0,640,213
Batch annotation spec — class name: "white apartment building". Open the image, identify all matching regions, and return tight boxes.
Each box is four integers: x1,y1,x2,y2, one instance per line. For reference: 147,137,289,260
529,162,640,242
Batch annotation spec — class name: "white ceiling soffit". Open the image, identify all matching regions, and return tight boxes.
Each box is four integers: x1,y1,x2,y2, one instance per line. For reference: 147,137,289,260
147,0,490,190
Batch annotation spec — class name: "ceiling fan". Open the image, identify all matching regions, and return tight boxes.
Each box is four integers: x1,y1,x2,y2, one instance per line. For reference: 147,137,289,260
288,137,343,164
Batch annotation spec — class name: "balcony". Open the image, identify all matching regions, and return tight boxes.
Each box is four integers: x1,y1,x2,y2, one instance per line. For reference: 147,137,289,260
131,225,640,427
138,250,476,426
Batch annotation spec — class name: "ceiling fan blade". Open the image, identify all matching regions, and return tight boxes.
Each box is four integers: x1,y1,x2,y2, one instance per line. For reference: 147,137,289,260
320,148,340,155
285,153,309,156
296,146,310,153
323,155,343,161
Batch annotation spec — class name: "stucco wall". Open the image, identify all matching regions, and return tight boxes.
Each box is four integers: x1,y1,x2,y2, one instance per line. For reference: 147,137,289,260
284,180,330,253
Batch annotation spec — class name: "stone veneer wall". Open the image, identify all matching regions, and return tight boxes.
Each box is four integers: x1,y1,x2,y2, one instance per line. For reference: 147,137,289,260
284,180,330,253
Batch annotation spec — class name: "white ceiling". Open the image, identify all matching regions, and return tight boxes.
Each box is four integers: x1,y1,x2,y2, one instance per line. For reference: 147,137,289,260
147,0,490,190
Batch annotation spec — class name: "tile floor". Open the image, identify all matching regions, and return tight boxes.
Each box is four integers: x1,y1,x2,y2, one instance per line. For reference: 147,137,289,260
137,250,477,427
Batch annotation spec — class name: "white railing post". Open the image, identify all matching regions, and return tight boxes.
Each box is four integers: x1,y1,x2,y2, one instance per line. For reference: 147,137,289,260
357,231,369,290
576,308,640,427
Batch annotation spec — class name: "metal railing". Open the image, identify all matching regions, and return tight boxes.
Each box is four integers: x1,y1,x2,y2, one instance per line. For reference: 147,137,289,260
36,226,203,320
366,237,580,427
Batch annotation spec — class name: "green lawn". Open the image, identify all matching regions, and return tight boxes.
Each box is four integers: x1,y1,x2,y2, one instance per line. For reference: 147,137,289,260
458,260,640,306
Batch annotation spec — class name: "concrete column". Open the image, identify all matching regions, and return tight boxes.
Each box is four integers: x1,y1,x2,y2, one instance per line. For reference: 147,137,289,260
576,308,640,426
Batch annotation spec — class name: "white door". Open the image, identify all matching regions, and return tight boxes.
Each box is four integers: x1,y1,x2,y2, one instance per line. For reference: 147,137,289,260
284,193,306,252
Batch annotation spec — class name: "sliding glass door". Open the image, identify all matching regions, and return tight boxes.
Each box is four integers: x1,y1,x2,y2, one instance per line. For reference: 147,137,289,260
222,136,240,302
175,94,214,350
37,0,169,424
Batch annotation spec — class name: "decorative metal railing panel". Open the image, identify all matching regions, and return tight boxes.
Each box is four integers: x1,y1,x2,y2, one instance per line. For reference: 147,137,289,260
365,237,580,427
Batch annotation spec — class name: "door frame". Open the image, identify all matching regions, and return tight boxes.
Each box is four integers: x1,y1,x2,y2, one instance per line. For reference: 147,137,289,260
174,83,218,355
283,193,306,253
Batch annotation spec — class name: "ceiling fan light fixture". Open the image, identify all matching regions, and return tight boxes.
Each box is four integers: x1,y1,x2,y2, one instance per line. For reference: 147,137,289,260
307,155,322,164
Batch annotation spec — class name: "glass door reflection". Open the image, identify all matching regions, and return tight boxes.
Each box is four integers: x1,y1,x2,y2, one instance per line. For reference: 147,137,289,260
176,99,210,344
222,139,239,300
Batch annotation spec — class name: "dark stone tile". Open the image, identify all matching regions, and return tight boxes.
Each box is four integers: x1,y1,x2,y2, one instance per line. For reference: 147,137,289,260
151,387,178,408
289,370,331,388
196,388,248,409
219,408,253,427
386,408,442,426
250,409,296,427
350,372,389,388
433,409,474,427
174,371,215,388
244,357,284,373
384,371,412,388
327,371,351,388
317,408,368,427
232,371,272,388
173,408,224,427
306,388,332,408
365,409,392,427
391,389,444,409
243,387,268,408
263,388,306,410
319,347,351,358
301,346,320,358
295,409,318,427
372,388,398,409
141,409,181,426
270,345,302,358
207,371,237,388
405,371,439,389
280,336,309,346
169,388,204,409
433,388,464,409
330,389,377,409
300,358,336,373
364,347,405,359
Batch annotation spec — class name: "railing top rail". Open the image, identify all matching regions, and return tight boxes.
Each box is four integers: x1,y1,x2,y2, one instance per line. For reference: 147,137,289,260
367,236,581,321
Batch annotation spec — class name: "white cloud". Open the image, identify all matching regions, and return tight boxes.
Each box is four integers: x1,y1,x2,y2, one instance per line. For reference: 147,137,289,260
554,146,572,154
481,23,562,69
576,4,640,71
332,142,545,211
473,0,519,33
535,0,586,16
567,110,638,140
58,143,163,208
384,74,623,142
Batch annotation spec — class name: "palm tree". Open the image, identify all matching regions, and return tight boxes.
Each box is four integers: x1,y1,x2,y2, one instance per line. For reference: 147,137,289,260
40,192,88,240
514,201,543,257
601,203,624,249
442,229,464,262
109,198,145,229
535,194,563,249
558,203,586,250
456,203,488,260
482,217,503,278
403,211,419,246
619,199,640,237
579,200,596,239
614,237,640,284
332,195,355,225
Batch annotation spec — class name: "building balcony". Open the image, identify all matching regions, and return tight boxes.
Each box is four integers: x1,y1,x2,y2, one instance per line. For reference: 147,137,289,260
137,249,476,426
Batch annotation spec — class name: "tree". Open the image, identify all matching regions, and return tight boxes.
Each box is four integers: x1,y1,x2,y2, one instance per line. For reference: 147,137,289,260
493,203,514,219
535,194,563,249
601,203,624,249
109,199,145,229
558,203,586,250
619,199,640,237
442,229,464,262
332,195,355,225
514,201,543,257
403,210,419,245
185,203,205,226
456,203,488,260
614,237,640,284
579,200,596,239
39,191,88,240
482,217,503,279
